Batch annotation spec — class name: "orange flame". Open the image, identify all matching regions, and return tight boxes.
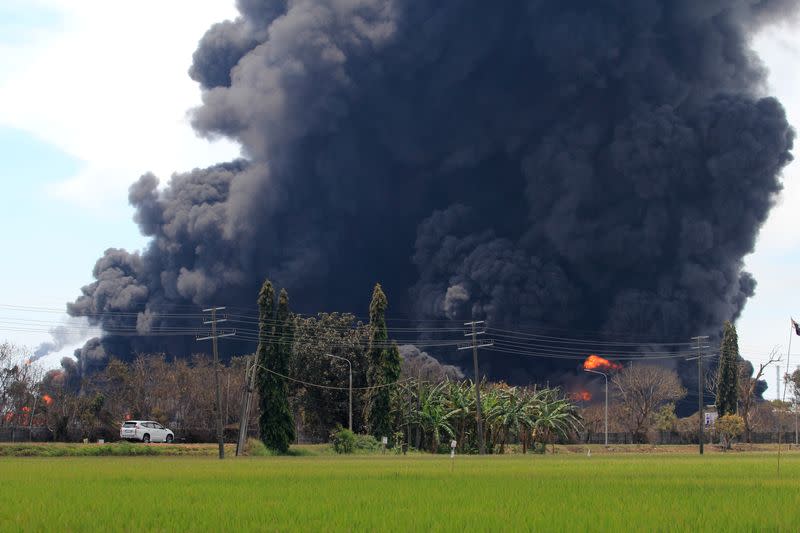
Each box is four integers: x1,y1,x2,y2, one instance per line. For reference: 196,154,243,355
42,394,53,406
570,390,592,401
583,354,622,371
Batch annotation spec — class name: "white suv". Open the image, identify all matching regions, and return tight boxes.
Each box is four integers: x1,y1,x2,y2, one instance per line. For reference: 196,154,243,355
120,420,175,443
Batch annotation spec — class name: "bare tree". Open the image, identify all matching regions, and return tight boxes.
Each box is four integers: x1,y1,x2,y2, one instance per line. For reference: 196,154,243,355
738,347,780,442
704,368,719,405
0,342,44,433
612,364,686,443
1,342,26,420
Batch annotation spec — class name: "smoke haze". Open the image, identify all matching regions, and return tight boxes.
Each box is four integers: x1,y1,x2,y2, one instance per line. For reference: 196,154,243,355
68,0,796,386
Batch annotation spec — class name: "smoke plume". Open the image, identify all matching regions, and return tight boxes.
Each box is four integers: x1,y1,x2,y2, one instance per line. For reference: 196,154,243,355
400,345,464,382
31,318,100,363
68,1,796,389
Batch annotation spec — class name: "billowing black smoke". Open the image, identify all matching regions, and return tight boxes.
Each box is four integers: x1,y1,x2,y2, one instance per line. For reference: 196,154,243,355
68,0,795,387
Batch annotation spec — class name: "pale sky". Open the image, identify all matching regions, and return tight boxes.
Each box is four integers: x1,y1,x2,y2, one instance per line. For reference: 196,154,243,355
0,2,798,398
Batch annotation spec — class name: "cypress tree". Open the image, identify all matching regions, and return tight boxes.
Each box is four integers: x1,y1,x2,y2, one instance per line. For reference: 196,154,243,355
716,321,740,416
260,288,295,453
365,283,394,438
386,341,401,393
257,280,275,446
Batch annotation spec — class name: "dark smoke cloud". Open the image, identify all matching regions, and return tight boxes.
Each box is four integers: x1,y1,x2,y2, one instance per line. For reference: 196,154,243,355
68,1,796,395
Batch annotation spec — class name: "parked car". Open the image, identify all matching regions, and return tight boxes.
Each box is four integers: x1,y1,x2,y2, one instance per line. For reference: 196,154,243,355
120,420,174,443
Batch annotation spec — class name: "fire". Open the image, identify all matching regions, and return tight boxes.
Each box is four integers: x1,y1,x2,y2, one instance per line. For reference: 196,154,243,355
570,390,592,401
583,354,622,371
42,394,53,406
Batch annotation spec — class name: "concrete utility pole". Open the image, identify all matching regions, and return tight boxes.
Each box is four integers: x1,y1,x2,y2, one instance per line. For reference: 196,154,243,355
459,321,493,455
198,307,235,460
690,336,709,455
584,368,608,446
225,374,230,425
235,355,259,456
415,369,422,450
327,354,353,432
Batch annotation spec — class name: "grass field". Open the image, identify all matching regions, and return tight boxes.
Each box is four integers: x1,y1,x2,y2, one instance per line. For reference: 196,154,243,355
2,451,800,531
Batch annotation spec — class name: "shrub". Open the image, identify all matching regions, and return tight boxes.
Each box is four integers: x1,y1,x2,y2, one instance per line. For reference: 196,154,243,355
354,434,380,452
330,427,381,454
245,438,271,457
715,414,745,449
331,426,356,454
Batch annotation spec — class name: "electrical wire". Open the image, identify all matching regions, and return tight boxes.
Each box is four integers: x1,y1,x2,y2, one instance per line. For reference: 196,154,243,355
254,364,412,391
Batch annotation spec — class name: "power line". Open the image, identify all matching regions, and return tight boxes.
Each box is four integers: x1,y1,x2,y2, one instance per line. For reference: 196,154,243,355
257,365,412,391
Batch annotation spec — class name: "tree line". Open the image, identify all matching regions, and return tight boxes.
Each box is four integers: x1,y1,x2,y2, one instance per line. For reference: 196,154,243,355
1,294,793,450
577,321,792,446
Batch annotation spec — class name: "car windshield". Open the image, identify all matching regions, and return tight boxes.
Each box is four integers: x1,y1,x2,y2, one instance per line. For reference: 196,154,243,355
123,422,136,427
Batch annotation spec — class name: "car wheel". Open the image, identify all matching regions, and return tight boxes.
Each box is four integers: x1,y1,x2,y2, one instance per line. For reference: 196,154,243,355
142,434,150,443
166,434,174,443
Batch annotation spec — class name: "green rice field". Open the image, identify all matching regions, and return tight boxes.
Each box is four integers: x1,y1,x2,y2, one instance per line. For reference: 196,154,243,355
2,450,800,531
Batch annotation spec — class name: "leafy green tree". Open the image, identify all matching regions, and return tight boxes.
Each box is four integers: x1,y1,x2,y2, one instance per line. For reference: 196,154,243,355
260,289,295,453
364,283,399,439
715,414,744,449
530,389,582,454
289,313,369,440
446,380,475,452
716,321,739,416
489,385,534,454
413,381,457,452
330,425,356,454
654,403,677,432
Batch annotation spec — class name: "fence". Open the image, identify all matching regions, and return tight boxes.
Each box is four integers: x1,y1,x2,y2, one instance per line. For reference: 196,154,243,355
580,430,800,446
0,425,260,444
0,426,53,442
3,426,799,446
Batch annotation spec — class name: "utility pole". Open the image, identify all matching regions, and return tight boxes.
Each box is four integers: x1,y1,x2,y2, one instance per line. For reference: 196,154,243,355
415,369,422,450
197,307,235,460
225,373,230,425
459,320,493,455
778,362,784,472
235,355,258,456
690,336,709,455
